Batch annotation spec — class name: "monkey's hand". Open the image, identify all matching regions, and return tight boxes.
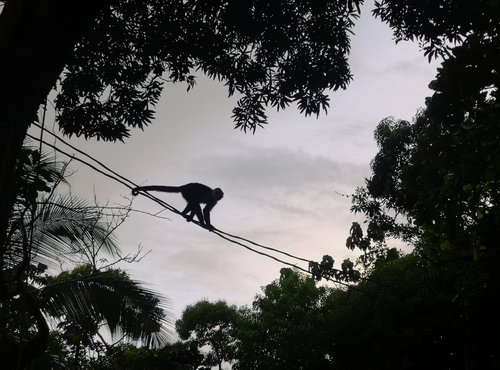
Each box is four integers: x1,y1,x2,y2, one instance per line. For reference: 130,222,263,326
131,188,140,196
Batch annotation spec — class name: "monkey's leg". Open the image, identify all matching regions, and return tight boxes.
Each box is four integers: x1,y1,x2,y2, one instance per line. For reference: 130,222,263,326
182,205,194,221
192,204,204,226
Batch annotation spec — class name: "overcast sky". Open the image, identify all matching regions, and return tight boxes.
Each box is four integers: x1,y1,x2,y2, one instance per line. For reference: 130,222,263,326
32,3,439,324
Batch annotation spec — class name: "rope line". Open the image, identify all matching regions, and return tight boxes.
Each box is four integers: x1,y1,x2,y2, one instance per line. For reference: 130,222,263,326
212,230,351,288
26,133,132,190
30,123,179,214
32,122,135,190
27,126,353,287
217,229,310,263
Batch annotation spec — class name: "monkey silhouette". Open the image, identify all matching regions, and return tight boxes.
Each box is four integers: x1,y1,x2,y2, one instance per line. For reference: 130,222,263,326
132,183,223,231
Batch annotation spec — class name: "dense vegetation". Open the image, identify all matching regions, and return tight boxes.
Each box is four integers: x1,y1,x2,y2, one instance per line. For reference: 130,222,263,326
1,0,499,368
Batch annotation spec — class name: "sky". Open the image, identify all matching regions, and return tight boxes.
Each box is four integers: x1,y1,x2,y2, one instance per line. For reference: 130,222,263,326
31,3,439,325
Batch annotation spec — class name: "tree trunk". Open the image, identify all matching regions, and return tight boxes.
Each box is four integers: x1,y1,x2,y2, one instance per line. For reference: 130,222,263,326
0,0,108,257
0,0,109,366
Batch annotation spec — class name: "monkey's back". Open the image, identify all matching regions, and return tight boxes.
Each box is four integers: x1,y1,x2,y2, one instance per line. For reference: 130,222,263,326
180,183,214,204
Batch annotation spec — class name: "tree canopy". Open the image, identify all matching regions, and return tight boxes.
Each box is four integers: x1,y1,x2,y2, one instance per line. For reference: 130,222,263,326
176,300,239,370
343,1,500,367
0,147,170,369
55,0,362,140
234,268,334,370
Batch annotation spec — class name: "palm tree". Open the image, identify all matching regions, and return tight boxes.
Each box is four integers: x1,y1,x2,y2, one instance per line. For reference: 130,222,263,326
0,145,170,369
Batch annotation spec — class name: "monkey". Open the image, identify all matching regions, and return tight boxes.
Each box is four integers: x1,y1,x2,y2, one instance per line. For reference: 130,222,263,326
132,183,223,231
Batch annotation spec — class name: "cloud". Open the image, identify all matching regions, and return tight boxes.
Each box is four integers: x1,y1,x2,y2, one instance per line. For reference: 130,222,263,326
200,146,368,191
356,57,437,78
382,60,426,74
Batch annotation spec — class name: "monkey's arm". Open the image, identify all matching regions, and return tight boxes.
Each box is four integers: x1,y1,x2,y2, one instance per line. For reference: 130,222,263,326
203,202,217,231
131,185,180,196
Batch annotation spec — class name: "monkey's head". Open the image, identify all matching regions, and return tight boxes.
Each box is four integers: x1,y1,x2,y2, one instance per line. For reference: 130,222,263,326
213,188,224,201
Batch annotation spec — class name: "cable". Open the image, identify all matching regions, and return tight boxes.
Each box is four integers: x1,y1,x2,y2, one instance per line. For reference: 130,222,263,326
27,133,132,189
213,230,351,288
27,131,179,214
26,128,356,286
28,128,314,265
217,229,310,263
32,122,135,190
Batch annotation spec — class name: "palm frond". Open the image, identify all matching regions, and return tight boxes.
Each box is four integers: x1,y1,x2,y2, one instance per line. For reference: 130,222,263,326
38,265,172,347
32,194,120,266
7,144,170,349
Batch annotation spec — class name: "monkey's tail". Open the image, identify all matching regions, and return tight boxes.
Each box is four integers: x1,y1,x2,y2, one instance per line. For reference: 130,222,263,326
131,185,181,196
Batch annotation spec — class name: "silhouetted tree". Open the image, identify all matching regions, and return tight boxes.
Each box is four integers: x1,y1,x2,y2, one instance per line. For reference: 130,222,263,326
89,342,205,370
0,146,170,369
345,1,500,365
325,254,470,370
176,300,239,370
234,268,333,370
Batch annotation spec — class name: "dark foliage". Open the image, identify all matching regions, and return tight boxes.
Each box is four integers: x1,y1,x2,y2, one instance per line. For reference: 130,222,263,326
373,0,500,59
55,0,362,140
346,1,500,367
326,254,500,370
91,342,204,370
234,268,334,370
176,300,239,369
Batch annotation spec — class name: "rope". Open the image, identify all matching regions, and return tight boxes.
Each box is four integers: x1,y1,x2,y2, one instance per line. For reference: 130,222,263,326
27,126,355,287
